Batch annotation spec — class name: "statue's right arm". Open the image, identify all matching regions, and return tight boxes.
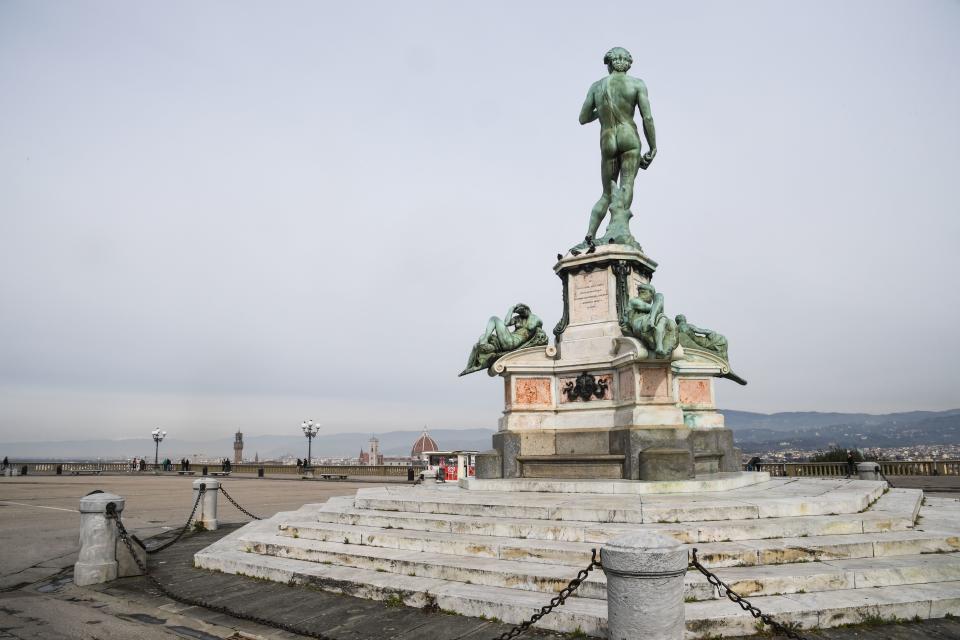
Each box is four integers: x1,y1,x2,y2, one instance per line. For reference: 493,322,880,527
503,305,517,324
579,84,598,125
636,80,657,160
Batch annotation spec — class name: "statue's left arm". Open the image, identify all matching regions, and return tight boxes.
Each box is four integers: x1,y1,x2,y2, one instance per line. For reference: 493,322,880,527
637,80,657,166
579,83,598,125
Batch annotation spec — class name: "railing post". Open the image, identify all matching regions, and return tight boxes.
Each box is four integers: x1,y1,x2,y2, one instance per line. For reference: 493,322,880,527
193,478,220,530
602,532,686,640
74,491,124,586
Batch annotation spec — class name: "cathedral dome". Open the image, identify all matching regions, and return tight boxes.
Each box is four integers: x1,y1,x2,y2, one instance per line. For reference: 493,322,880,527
411,428,439,456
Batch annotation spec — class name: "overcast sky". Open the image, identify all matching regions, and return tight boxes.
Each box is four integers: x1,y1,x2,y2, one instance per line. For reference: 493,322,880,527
1,1,958,443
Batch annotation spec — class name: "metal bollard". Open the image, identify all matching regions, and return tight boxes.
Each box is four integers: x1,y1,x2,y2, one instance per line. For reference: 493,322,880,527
74,491,125,586
193,477,220,530
602,532,687,640
857,462,881,481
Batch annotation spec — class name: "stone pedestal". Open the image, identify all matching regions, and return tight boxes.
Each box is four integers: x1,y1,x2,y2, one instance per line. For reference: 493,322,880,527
193,478,220,531
74,492,124,587
858,462,882,481
603,532,687,640
478,245,740,481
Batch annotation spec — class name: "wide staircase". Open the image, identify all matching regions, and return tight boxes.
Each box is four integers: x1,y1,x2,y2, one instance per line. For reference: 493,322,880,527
195,477,960,637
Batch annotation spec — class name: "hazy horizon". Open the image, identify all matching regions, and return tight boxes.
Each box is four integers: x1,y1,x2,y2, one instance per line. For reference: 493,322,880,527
2,1,958,441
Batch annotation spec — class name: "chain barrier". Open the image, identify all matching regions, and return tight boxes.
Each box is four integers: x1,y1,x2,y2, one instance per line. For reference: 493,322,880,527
218,485,262,520
106,502,336,640
879,469,895,488
491,549,601,640
689,549,809,640
144,484,205,554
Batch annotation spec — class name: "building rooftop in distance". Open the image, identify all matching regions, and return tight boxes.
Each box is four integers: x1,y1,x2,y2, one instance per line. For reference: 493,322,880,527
411,427,439,457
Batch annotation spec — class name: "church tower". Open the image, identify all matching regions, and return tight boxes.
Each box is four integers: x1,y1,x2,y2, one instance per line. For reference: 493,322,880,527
234,430,243,463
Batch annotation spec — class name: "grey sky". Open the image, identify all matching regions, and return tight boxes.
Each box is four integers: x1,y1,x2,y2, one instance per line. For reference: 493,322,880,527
1,1,958,443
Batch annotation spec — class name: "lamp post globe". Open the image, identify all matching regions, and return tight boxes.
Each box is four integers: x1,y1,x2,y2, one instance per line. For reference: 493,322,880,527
151,428,167,467
301,420,319,470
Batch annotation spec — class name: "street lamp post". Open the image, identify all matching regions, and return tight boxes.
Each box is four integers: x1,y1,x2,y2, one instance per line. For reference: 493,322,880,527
301,420,319,472
151,428,167,469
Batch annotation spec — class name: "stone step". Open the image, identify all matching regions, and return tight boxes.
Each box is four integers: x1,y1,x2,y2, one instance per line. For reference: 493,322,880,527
351,482,888,523
684,553,960,601
240,531,610,599
244,526,960,600
195,544,960,638
281,509,933,571
311,489,919,546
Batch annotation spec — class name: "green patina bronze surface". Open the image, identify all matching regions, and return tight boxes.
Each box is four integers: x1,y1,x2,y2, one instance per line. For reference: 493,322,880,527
575,46,656,252
676,314,729,360
620,283,677,358
460,303,548,376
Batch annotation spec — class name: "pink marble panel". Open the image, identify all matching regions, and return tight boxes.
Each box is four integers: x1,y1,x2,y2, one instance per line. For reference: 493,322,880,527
639,367,669,398
679,379,713,405
514,378,552,405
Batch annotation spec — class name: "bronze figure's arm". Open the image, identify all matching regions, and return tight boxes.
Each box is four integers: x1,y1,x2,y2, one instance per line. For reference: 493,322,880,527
637,80,656,167
579,83,599,125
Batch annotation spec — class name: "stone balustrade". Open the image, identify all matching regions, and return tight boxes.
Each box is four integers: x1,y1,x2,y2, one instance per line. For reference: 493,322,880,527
749,460,960,477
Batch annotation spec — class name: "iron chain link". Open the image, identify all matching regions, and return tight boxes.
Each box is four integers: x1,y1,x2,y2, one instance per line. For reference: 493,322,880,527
491,549,601,640
106,504,336,640
689,548,809,640
145,484,205,554
218,485,262,520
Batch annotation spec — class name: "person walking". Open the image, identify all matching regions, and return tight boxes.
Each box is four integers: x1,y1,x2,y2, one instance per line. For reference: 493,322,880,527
1,456,8,471
846,450,857,478
296,458,302,473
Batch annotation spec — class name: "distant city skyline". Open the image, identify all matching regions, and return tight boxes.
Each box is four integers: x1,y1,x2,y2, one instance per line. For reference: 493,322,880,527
2,1,958,441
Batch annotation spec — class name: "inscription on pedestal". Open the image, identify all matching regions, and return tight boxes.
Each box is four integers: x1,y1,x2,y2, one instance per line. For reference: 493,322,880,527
569,270,610,324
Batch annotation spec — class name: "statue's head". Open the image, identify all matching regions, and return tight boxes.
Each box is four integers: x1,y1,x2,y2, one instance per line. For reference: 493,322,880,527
636,283,655,301
604,47,633,73
514,303,530,317
675,314,687,325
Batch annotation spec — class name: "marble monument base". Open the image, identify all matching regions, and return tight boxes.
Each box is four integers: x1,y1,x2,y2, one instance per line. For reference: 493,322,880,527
476,244,742,483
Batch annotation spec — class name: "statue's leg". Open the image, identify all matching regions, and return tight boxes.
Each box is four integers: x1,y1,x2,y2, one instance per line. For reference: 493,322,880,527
653,316,667,356
493,321,519,350
619,149,641,211
480,316,502,343
587,154,619,239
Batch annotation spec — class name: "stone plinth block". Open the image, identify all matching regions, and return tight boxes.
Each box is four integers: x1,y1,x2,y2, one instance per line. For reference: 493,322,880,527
475,450,502,479
603,531,687,640
74,491,124,587
193,477,220,531
858,462,882,481
638,448,694,481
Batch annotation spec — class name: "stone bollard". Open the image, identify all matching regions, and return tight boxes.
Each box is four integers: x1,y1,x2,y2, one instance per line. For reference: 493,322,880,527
193,477,220,530
857,462,881,481
602,532,687,640
74,491,125,586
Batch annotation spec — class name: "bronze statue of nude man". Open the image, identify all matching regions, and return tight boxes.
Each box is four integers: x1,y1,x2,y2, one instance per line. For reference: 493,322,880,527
579,47,657,245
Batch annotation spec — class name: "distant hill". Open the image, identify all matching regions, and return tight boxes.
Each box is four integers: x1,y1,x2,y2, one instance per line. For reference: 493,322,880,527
726,409,960,450
0,428,495,461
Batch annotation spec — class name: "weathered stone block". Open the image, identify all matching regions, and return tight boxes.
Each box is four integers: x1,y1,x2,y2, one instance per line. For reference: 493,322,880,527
638,448,693,481
555,430,608,455
475,450,502,479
